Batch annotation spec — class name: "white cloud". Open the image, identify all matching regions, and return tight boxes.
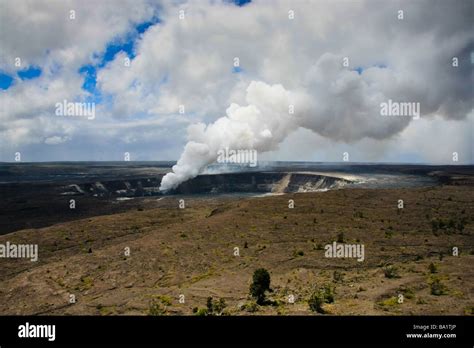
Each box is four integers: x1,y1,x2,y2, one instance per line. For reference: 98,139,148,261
0,0,156,154
0,0,472,164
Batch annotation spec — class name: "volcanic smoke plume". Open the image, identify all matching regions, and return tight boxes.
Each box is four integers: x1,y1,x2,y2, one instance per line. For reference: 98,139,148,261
160,51,473,191
159,80,301,191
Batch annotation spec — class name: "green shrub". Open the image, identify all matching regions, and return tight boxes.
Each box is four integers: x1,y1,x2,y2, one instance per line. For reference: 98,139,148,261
333,270,344,283
294,250,304,257
195,308,208,316
337,232,344,243
383,265,400,279
308,285,335,314
249,268,271,305
308,291,325,314
322,284,335,303
194,297,227,316
430,278,447,296
399,286,415,299
205,297,227,315
241,301,258,313
148,300,166,316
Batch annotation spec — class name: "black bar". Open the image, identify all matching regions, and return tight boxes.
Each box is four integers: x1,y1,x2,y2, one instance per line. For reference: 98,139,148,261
0,315,472,346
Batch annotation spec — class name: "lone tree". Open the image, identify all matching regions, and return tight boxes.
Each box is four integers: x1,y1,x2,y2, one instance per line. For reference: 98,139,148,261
249,268,271,305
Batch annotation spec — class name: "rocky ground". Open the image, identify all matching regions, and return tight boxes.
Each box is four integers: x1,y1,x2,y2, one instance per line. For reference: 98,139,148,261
0,184,473,316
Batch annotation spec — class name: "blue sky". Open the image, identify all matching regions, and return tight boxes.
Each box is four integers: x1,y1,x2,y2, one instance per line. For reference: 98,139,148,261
77,19,159,104
1,66,42,89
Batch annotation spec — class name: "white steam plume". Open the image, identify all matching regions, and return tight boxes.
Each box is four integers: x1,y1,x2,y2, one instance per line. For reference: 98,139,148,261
160,52,472,191
160,80,302,191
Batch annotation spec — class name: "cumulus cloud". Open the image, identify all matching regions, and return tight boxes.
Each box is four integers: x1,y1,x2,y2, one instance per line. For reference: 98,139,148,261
0,0,472,166
0,0,156,154
0,0,155,71
157,0,473,189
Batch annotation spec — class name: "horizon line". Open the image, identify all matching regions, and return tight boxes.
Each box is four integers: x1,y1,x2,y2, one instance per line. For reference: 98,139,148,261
0,160,472,166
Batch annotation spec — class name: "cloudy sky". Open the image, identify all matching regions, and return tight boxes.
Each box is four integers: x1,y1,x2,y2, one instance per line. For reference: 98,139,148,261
0,0,472,164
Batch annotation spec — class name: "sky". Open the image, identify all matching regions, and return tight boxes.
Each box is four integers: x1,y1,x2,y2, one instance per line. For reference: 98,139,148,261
0,0,472,164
